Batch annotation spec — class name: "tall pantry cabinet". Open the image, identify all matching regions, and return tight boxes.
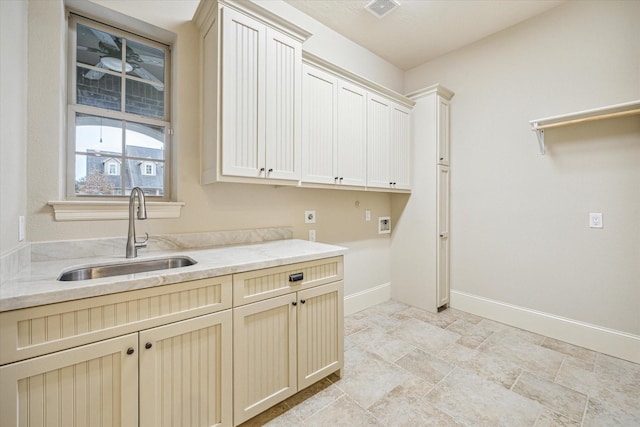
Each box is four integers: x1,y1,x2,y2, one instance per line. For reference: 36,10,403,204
391,85,454,313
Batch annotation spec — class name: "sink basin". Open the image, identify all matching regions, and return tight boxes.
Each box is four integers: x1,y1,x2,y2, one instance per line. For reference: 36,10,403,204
57,256,197,281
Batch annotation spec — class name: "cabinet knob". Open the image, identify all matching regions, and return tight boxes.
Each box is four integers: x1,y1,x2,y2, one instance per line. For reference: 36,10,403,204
292,301,297,306
300,299,306,304
126,347,135,355
339,177,343,182
259,168,265,173
334,177,339,181
145,342,153,350
268,168,273,173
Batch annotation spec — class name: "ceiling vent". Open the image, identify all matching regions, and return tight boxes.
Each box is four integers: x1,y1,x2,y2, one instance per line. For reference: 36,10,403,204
365,0,400,19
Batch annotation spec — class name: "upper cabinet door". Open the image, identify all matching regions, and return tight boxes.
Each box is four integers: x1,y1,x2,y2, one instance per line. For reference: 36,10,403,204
221,8,266,178
437,98,450,166
390,104,411,190
366,93,391,188
337,81,367,187
265,28,302,181
301,64,338,184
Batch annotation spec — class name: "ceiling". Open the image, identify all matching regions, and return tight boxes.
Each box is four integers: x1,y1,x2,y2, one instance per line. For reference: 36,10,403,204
282,0,565,70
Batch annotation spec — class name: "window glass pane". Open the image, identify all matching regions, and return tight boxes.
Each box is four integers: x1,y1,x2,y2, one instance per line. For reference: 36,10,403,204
77,66,122,111
75,154,122,196
125,79,165,119
125,122,165,160
126,39,165,84
75,113,122,154
76,23,124,69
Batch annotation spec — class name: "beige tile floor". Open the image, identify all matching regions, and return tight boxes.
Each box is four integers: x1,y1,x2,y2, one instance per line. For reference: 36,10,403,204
240,300,640,426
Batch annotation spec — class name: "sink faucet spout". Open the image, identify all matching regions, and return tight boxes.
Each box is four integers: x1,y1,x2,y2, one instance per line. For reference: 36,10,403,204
126,187,149,258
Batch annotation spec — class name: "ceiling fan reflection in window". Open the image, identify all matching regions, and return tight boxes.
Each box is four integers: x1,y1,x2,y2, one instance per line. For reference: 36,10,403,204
79,25,164,91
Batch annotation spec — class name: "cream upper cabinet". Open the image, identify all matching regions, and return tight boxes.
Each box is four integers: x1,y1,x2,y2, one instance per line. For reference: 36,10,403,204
336,81,367,187
390,103,412,190
366,93,392,188
301,64,338,184
301,64,367,187
437,98,451,165
200,2,308,185
220,7,301,181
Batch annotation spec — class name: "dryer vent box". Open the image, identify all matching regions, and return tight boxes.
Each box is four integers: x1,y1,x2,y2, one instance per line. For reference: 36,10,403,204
378,216,391,234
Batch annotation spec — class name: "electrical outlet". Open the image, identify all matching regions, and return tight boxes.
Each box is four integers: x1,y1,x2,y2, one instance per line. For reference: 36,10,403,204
365,210,371,221
309,229,316,242
589,212,603,228
305,210,316,224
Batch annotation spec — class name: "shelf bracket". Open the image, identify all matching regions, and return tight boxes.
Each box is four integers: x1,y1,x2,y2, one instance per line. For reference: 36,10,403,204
532,123,545,155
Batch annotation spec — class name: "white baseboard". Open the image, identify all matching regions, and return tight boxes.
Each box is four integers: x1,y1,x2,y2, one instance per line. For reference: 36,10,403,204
344,282,391,316
450,290,640,364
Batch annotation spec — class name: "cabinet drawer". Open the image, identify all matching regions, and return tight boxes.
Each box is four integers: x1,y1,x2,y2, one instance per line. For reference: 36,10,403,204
233,256,343,306
0,275,232,365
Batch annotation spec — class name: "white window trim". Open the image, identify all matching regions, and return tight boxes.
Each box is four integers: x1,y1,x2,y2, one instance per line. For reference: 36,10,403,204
66,7,174,201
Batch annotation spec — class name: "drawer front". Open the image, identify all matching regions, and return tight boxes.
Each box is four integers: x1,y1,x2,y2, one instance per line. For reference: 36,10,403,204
0,275,232,365
233,256,344,306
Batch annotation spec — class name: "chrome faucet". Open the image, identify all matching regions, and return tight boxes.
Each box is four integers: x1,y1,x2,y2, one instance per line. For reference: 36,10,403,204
126,187,149,258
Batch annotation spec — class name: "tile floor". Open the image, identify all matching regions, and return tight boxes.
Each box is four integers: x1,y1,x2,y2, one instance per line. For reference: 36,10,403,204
240,300,640,426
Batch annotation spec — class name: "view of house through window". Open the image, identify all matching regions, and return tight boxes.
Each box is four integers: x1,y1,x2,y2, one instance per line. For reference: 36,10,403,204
69,15,170,197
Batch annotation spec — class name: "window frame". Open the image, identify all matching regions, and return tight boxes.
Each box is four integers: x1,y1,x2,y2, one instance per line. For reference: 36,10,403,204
66,13,172,200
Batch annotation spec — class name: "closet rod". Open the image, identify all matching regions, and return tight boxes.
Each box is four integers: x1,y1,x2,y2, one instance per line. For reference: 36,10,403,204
533,108,640,131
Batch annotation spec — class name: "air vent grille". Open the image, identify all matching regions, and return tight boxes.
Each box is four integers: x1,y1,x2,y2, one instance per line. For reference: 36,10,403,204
365,0,400,19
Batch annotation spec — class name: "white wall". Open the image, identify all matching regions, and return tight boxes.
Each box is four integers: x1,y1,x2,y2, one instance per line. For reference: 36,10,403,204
405,0,640,336
0,1,28,256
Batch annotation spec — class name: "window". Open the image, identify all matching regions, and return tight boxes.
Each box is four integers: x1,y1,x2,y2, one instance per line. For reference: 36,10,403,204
141,161,156,176
68,14,171,198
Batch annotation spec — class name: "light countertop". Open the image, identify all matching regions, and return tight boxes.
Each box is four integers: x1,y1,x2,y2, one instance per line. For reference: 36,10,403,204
0,239,347,312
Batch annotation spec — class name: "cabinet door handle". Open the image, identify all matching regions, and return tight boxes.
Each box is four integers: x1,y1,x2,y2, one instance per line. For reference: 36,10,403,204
126,347,135,355
292,301,297,306
300,299,306,304
289,272,304,282
145,342,153,350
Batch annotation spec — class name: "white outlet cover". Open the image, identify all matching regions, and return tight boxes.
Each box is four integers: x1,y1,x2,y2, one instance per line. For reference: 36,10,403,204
589,212,603,228
309,229,316,242
305,210,316,224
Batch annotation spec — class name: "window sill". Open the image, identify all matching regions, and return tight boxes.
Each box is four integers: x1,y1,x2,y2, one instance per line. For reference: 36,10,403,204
48,200,184,221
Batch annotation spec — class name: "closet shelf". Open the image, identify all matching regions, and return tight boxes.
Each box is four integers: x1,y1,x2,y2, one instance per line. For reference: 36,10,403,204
529,100,640,154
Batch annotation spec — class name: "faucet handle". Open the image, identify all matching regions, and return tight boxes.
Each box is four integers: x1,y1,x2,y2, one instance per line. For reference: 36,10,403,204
136,232,149,248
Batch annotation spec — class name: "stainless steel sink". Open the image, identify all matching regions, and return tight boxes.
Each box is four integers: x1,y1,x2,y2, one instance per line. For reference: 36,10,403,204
58,256,197,281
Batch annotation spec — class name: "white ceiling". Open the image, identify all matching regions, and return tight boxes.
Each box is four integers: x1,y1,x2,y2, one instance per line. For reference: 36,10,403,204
282,0,565,70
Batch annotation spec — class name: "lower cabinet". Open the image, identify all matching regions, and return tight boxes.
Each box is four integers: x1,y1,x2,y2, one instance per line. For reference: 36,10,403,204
0,311,232,427
0,334,139,427
233,281,344,426
0,256,344,427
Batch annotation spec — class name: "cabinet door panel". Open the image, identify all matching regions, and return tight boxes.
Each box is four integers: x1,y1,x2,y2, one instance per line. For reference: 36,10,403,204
0,334,138,427
139,310,232,427
265,28,301,181
297,281,344,389
337,81,367,187
437,99,450,166
233,294,297,424
390,104,411,189
301,64,338,184
221,7,266,177
366,94,391,188
437,165,450,307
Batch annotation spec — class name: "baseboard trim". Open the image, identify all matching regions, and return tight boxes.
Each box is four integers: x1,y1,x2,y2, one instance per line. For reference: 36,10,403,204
450,290,640,364
344,282,391,316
